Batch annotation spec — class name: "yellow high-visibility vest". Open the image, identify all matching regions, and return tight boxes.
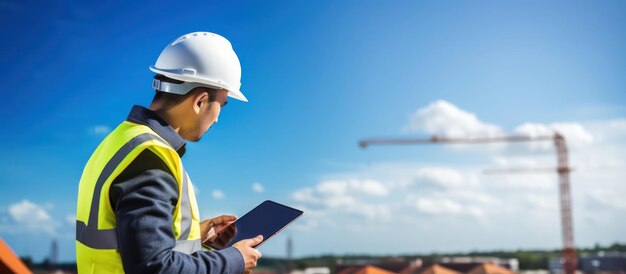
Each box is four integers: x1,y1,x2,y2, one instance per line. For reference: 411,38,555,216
75,121,201,273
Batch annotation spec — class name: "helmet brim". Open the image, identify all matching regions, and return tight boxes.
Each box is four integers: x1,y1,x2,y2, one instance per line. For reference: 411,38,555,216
150,66,248,102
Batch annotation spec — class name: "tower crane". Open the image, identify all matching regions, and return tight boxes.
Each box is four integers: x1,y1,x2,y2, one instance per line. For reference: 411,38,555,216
359,133,577,274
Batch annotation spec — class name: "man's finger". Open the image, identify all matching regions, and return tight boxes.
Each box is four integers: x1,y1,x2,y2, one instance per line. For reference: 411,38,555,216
204,227,217,243
250,235,263,245
213,215,237,224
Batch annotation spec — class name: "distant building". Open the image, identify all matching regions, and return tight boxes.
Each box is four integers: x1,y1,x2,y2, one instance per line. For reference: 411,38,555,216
519,270,550,274
289,267,331,274
548,257,564,274
438,257,519,272
549,252,626,274
304,267,331,274
580,252,626,274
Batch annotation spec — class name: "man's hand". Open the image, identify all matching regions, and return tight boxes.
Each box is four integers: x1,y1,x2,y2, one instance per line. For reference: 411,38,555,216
232,235,263,274
201,215,237,246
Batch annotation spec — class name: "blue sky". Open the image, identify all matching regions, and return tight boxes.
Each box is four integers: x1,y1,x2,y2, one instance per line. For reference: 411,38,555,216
1,0,625,263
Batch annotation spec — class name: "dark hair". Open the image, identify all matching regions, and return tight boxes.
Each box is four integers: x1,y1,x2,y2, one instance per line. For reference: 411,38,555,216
152,74,218,106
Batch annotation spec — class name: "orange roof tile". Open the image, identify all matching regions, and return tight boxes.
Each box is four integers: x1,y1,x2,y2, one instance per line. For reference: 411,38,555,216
421,264,461,274
399,264,424,274
0,237,31,274
467,263,515,274
351,265,398,274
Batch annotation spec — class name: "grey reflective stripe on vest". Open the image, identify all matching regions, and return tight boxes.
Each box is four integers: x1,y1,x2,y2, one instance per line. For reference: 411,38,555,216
177,170,192,241
173,239,202,254
75,220,118,249
174,170,200,254
77,133,166,249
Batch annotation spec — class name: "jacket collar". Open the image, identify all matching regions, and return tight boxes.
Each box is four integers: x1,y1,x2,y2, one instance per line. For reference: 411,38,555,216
126,105,186,157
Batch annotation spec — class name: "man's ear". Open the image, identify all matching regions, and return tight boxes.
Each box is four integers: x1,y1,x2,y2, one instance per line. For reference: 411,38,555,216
193,91,209,114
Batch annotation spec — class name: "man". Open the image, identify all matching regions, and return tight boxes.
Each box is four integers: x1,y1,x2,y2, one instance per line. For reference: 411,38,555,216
75,32,261,273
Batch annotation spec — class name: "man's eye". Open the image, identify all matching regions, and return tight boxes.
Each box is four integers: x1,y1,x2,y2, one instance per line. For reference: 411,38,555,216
222,101,228,107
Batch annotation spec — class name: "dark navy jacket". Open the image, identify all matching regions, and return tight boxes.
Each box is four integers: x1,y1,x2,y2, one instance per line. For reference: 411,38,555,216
108,105,244,274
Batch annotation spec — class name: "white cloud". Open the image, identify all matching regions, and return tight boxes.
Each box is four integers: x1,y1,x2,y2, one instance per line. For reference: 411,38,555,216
324,195,356,208
66,214,76,226
9,200,51,223
405,100,503,138
354,179,389,196
316,180,348,196
252,182,264,193
7,200,57,235
514,122,594,150
317,179,389,197
92,125,111,135
292,187,319,204
404,101,595,154
415,198,484,217
586,189,626,210
489,173,555,191
349,203,392,220
414,167,468,189
306,179,389,199
492,156,540,168
292,178,393,226
212,190,224,199
293,163,497,225
415,198,462,214
525,195,557,211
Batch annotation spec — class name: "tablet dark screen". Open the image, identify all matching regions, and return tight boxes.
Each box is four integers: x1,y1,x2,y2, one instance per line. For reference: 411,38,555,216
209,200,303,249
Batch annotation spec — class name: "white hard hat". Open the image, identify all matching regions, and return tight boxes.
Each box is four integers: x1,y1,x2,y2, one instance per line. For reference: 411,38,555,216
149,32,248,102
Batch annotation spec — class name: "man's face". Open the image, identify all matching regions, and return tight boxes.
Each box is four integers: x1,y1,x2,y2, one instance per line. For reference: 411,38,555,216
191,89,228,141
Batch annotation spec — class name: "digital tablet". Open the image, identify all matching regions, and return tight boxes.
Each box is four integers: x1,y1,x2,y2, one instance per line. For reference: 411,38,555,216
206,200,303,249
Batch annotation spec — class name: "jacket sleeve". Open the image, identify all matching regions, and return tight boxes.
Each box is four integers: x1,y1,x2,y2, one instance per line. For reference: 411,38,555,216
109,149,244,274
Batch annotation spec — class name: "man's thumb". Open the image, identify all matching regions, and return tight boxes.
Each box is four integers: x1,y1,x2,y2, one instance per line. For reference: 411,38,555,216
252,235,263,244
